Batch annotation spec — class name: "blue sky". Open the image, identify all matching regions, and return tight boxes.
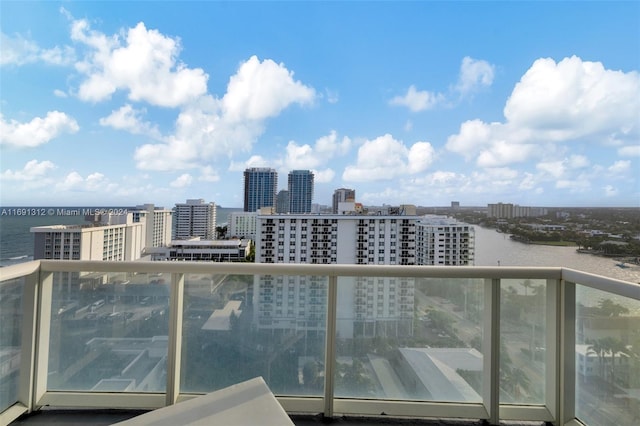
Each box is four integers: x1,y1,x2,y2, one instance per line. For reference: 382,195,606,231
1,1,639,208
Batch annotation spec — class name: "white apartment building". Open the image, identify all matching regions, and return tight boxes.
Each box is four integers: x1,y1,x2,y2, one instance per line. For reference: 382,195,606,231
174,199,217,240
31,213,145,261
132,204,173,248
254,213,418,338
228,211,257,240
415,216,475,266
255,214,416,265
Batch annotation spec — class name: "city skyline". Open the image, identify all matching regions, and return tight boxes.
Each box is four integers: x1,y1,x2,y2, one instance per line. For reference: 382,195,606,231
1,2,639,208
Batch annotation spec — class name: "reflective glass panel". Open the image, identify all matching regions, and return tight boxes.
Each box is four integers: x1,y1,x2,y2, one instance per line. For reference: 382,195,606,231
180,274,327,396
0,278,24,411
575,285,639,426
335,277,484,402
47,271,169,392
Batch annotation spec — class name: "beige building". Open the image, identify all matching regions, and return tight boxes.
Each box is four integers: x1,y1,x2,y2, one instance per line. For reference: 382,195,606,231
31,213,146,261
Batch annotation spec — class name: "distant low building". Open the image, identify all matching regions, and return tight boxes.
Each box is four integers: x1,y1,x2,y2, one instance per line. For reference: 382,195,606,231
228,211,257,240
150,238,251,262
487,203,547,219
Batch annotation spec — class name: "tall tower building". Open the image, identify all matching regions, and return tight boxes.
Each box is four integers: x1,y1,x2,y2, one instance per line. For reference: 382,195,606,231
288,170,314,213
174,199,217,240
244,168,278,212
332,188,356,213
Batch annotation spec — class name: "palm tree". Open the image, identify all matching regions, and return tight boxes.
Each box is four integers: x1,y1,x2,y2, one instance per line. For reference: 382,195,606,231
598,298,629,317
586,338,606,382
602,337,629,387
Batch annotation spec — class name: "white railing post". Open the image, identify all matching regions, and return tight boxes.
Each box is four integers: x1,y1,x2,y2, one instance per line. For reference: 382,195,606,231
545,278,560,423
17,270,40,413
166,272,185,406
483,278,500,425
32,271,53,408
323,275,338,419
559,279,576,425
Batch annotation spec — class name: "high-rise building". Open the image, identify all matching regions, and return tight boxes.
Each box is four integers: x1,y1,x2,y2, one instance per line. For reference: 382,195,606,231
332,188,356,213
132,204,173,248
174,199,217,240
243,168,278,212
276,190,290,213
415,216,475,266
255,213,416,265
254,212,418,338
288,170,314,214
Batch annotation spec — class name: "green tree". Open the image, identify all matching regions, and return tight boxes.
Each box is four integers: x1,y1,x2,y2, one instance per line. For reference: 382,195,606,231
587,338,607,381
597,298,629,317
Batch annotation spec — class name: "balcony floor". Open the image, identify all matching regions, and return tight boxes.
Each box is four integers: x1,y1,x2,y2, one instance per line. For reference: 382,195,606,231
10,409,545,426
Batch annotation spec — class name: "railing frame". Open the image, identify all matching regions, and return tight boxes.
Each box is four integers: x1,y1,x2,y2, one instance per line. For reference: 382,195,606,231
1,260,638,426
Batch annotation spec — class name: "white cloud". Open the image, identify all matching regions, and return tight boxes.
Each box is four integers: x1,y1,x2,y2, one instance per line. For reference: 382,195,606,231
222,55,315,122
313,169,335,183
567,154,590,169
518,172,538,191
389,85,443,112
1,160,56,180
536,155,591,180
504,56,639,141
455,56,495,95
135,57,316,171
284,131,351,170
228,155,271,172
537,161,565,179
0,32,75,66
608,160,630,174
556,178,591,192
343,134,435,181
53,89,68,98
170,173,193,188
618,145,640,157
99,104,161,138
407,142,436,173
446,56,640,169
56,171,113,192
0,111,79,148
198,166,220,182
445,119,496,160
477,140,536,167
70,19,208,107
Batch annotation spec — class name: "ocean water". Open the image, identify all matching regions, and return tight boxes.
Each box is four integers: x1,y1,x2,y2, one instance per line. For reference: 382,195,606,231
0,206,242,267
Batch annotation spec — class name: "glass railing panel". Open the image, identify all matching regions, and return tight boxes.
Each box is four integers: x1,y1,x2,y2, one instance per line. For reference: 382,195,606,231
500,279,547,404
575,285,640,426
180,274,327,396
47,271,169,392
0,277,24,411
335,276,484,402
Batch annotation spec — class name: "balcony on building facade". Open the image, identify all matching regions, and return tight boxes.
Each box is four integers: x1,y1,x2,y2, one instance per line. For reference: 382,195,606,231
1,260,639,426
